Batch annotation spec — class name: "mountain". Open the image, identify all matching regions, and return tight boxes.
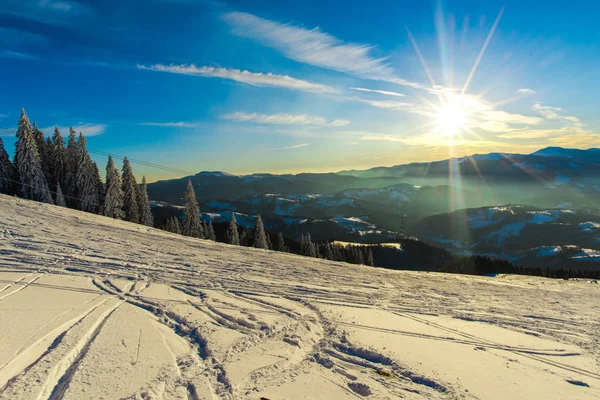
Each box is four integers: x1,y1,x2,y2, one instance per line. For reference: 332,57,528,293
1,195,599,399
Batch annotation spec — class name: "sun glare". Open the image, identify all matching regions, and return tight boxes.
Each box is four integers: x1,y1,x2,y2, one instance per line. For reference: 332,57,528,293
433,94,472,138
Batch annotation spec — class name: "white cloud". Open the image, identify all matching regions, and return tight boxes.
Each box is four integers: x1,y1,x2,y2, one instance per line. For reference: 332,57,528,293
532,103,581,125
348,97,414,111
140,121,199,128
137,64,337,94
267,143,311,151
44,123,106,137
498,126,588,140
359,134,405,142
222,112,349,127
479,110,543,125
517,88,535,95
5,0,93,24
351,87,405,97
222,11,424,88
0,50,38,60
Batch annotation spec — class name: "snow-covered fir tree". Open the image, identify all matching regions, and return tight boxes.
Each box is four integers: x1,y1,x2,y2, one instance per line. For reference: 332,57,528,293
121,157,140,223
300,233,316,257
65,127,79,205
240,227,252,246
92,161,104,208
276,232,286,252
0,138,14,194
138,176,154,227
14,109,52,203
253,215,268,249
365,248,374,267
55,183,67,207
76,133,100,212
205,221,216,241
164,217,181,234
102,155,124,219
51,127,67,192
33,123,52,184
266,232,273,250
226,212,240,245
182,179,203,238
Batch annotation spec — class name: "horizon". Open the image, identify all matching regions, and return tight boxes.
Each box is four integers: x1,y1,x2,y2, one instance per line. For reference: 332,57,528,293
1,0,599,181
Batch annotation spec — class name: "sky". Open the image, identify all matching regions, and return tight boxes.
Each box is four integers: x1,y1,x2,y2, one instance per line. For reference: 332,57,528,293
0,0,599,181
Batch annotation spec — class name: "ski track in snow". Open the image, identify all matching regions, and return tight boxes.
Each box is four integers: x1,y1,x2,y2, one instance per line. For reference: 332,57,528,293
0,195,599,399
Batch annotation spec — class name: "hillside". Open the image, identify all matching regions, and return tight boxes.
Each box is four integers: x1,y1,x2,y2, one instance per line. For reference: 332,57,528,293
0,194,599,399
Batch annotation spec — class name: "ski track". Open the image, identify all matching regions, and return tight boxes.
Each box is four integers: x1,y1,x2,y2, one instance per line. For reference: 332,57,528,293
0,195,599,399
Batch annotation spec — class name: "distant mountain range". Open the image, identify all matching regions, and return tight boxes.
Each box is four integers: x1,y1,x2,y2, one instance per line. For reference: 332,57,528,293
147,147,600,268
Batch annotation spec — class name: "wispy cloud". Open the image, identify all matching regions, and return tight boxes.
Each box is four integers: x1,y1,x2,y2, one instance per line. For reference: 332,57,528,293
359,134,405,143
347,97,414,111
0,28,49,46
479,110,543,126
517,88,535,95
267,143,311,151
44,123,106,137
533,103,582,125
351,87,405,97
498,126,588,140
137,64,337,94
222,11,424,89
4,0,93,24
140,121,200,128
0,50,38,60
222,112,349,127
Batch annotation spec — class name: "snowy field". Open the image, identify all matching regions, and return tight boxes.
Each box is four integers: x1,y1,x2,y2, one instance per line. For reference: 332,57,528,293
0,194,599,399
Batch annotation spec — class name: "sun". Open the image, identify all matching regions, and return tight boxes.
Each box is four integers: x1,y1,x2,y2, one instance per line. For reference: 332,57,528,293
435,96,470,138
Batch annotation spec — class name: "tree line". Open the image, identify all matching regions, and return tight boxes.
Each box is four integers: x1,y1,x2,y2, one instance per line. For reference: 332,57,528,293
157,179,376,266
0,108,153,226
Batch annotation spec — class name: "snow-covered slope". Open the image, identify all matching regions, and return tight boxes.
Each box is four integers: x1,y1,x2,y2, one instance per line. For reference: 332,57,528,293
0,195,599,399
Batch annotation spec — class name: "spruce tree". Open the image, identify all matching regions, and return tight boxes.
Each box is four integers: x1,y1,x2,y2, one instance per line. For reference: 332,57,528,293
65,127,79,206
276,232,286,252
51,127,67,192
121,157,140,223
226,212,240,245
253,215,268,249
76,133,100,212
14,109,52,203
138,176,154,226
102,155,124,219
323,242,333,260
300,233,316,257
55,183,67,207
0,138,14,194
33,123,52,184
240,227,252,246
365,248,374,267
205,221,216,241
93,161,104,211
164,217,181,234
182,179,203,238
266,232,273,250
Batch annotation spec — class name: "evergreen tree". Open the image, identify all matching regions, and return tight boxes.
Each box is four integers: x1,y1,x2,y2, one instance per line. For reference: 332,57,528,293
14,109,52,203
76,133,100,212
51,127,67,192
164,217,182,234
182,179,203,238
240,227,253,246
92,161,104,211
365,249,374,267
266,231,273,250
315,242,321,258
102,155,124,219
356,247,365,265
276,232,286,252
121,157,140,223
138,176,154,226
0,138,14,194
205,221,216,241
64,127,79,206
33,123,52,184
300,233,316,257
253,215,268,249
226,212,240,245
323,242,333,260
55,183,67,207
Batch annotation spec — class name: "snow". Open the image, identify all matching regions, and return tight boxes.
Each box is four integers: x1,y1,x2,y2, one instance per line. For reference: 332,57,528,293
0,194,599,399
527,211,557,224
572,248,600,260
204,200,236,210
554,175,571,185
579,222,600,232
332,241,403,250
535,246,562,257
487,223,526,246
467,209,504,228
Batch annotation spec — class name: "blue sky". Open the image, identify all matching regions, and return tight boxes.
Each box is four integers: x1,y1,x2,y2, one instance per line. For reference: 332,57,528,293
0,0,599,180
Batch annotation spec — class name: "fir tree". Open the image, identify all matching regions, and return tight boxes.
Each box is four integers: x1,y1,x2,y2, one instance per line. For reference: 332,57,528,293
276,232,286,252
76,133,100,212
33,123,52,184
253,215,268,249
51,127,67,192
240,227,253,246
121,157,140,223
182,179,203,238
138,176,154,227
365,249,374,267
323,242,333,260
315,242,321,258
92,161,104,211
205,221,216,241
55,183,67,207
355,247,365,265
226,212,240,245
0,138,14,194
300,233,316,257
64,127,79,205
14,109,52,203
164,217,182,234
266,232,273,250
102,155,124,219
